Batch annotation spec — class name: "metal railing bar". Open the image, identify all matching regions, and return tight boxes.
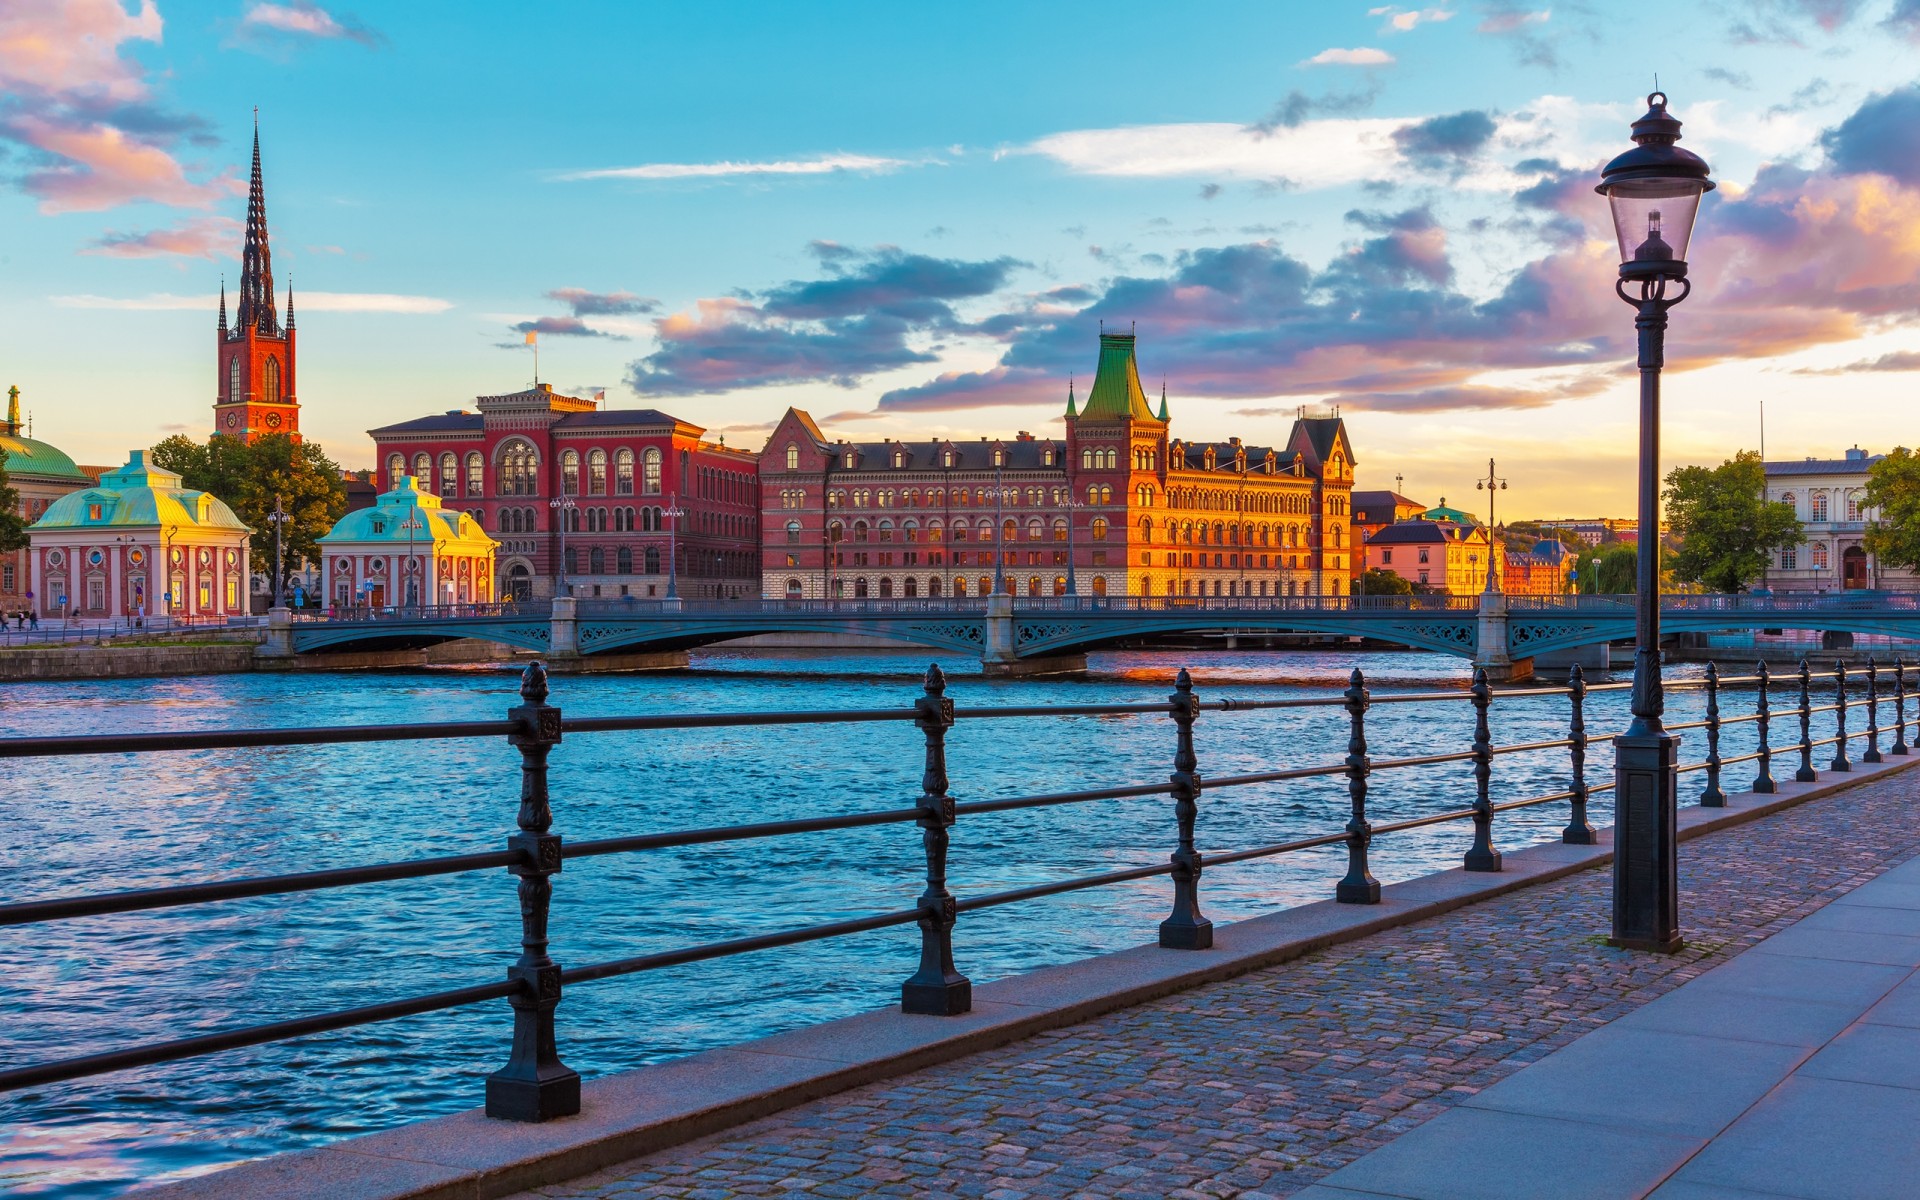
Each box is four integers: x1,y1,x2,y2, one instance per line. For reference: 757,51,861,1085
952,781,1170,815
956,702,1177,719
1490,789,1576,814
0,720,517,759
559,908,924,987
0,849,522,927
1203,829,1352,867
953,862,1176,914
0,977,519,1094
563,708,915,733
564,808,924,859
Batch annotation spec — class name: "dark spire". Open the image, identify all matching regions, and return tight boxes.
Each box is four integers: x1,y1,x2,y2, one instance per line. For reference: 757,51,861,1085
218,277,228,333
286,276,295,329
236,115,279,336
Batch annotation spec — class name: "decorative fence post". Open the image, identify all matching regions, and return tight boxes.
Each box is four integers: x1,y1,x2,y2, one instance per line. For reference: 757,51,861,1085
903,664,970,1014
1160,667,1213,948
1752,660,1776,794
1864,657,1884,764
1894,660,1911,757
1563,664,1596,844
1830,661,1852,773
1701,662,1726,807
1464,666,1502,872
1336,667,1379,904
486,661,581,1122
1796,658,1817,783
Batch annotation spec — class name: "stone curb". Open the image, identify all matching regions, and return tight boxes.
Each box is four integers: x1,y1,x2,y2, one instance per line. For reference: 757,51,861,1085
137,754,1920,1200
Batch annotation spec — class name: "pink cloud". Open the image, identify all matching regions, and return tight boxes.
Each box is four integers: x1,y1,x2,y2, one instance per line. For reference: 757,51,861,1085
237,2,383,48
8,114,239,213
0,0,161,101
80,215,242,259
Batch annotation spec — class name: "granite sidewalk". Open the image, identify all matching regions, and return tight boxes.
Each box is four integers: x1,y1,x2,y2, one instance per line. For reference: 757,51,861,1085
513,766,1920,1200
1299,851,1920,1200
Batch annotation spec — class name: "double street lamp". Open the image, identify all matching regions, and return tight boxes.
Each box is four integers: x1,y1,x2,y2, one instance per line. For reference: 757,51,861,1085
663,493,686,598
267,493,290,609
1475,459,1507,595
550,494,577,597
1597,91,1714,953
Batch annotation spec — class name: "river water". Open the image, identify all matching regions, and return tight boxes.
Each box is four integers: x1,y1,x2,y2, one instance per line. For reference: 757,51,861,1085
0,648,1790,1195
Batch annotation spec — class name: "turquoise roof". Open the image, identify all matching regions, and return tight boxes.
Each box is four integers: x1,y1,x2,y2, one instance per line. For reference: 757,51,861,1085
0,432,92,485
319,476,495,547
32,450,249,532
1076,333,1160,422
1420,498,1483,527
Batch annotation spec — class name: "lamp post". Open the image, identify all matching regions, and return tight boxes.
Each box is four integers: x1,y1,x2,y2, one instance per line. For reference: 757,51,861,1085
1597,90,1714,954
549,494,576,597
663,492,685,599
267,492,290,609
1475,459,1507,595
1062,493,1082,600
992,467,1008,596
399,509,425,613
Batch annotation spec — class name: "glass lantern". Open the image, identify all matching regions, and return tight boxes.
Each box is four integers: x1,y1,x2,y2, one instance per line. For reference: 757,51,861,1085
1596,93,1715,277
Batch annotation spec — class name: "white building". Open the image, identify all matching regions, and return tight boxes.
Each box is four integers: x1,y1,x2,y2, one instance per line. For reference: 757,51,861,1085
1762,448,1918,593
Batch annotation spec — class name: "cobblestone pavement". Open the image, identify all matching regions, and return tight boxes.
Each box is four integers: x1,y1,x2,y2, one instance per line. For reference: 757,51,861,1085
524,772,1920,1200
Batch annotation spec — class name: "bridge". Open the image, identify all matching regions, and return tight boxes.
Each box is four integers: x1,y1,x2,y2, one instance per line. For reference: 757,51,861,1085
265,591,1920,677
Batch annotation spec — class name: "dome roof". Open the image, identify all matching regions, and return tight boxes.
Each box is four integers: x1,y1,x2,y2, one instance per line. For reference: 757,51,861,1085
32,450,250,533
1419,498,1482,527
319,476,496,548
0,433,91,484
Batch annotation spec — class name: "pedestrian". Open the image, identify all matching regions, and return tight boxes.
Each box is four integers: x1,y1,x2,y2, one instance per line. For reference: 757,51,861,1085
28,609,38,630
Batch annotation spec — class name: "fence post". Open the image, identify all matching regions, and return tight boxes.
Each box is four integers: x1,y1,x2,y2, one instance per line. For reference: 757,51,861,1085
1831,661,1852,773
1753,660,1776,794
486,661,581,1122
1336,667,1379,904
1464,666,1502,872
1699,663,1726,806
902,664,970,1015
1865,657,1884,764
1894,660,1911,757
1563,664,1596,844
1796,658,1817,783
1160,667,1213,948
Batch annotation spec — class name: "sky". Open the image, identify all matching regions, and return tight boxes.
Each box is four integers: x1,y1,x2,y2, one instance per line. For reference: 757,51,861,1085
5,0,1920,519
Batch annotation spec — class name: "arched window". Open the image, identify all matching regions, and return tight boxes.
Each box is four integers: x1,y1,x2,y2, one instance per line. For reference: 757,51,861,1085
561,450,580,495
878,520,895,543
1081,448,1093,470
1812,493,1829,521
1053,518,1067,541
228,356,243,402
413,452,431,482
904,577,918,598
387,453,404,487
645,546,660,573
1091,576,1108,597
1003,518,1017,543
953,577,967,597
1027,518,1043,541
465,452,484,497
943,449,954,467
439,453,458,497
1091,517,1109,541
1847,493,1862,521
904,520,920,543
642,448,662,494
992,447,1004,467
980,575,993,596
589,547,605,574
786,520,801,543
853,521,870,543
1812,542,1830,569
617,546,633,574
786,577,803,598
1027,576,1042,596
615,449,634,495
497,441,539,496
879,577,894,598
263,356,281,405
786,444,800,471
587,449,607,495
952,519,969,542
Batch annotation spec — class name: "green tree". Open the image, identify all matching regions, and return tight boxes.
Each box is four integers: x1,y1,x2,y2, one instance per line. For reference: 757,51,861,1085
149,434,348,594
1356,566,1413,596
1583,542,1639,594
1663,451,1801,592
1864,446,1920,571
0,447,27,555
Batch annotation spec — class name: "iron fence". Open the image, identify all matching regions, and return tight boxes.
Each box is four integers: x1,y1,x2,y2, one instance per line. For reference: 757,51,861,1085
0,656,1905,1121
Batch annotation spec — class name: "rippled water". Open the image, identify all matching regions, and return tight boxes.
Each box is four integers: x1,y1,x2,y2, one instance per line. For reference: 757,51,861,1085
1,647,1794,1195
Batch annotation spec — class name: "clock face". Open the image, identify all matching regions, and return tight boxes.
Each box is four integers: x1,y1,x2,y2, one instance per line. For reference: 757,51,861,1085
265,412,283,429
225,412,238,428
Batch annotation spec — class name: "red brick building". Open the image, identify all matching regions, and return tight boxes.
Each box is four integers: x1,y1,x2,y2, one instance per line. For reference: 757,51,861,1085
214,123,300,445
756,332,1356,600
369,384,759,600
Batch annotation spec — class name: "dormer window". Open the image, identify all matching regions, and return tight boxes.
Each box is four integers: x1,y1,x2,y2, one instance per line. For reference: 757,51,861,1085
943,449,954,468
893,450,904,468
371,519,386,534
992,448,1004,467
1043,447,1054,466
88,503,103,520
845,452,855,469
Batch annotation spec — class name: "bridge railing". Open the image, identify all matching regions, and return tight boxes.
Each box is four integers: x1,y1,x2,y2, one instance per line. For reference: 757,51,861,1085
0,656,1904,1119
309,600,554,623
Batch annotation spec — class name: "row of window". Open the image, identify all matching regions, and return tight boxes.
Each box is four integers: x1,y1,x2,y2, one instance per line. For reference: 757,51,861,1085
226,355,283,404
789,516,1324,548
385,445,678,500
783,574,1334,600
559,547,757,576
1775,492,1864,522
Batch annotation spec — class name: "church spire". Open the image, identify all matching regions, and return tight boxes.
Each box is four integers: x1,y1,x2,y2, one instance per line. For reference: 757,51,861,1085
286,276,295,329
236,113,279,337
1065,375,1077,417
218,277,228,333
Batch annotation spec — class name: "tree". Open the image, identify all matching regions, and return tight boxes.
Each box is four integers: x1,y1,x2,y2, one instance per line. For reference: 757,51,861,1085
1663,451,1801,593
1356,567,1413,596
149,434,348,594
1864,447,1920,571
0,448,26,555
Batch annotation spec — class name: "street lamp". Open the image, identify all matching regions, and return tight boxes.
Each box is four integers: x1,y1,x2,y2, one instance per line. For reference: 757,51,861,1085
1475,459,1507,595
398,508,425,613
549,494,577,597
1597,90,1714,954
267,492,290,609
663,492,685,599
1062,493,1082,600
992,467,1008,597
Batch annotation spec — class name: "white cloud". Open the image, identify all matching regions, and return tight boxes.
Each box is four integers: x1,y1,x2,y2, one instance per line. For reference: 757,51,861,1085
1302,47,1396,66
53,292,452,313
1369,7,1454,32
1024,118,1408,187
558,153,919,182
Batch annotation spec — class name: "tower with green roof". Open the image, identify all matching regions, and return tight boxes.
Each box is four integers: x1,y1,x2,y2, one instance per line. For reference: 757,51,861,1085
1064,331,1168,598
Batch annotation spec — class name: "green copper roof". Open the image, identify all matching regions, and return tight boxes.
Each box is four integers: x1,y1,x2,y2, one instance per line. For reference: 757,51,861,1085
1077,333,1159,422
319,476,496,548
32,450,249,532
0,433,92,484
1420,499,1483,527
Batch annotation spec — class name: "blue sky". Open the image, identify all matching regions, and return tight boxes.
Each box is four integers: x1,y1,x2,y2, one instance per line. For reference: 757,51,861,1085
6,0,1920,516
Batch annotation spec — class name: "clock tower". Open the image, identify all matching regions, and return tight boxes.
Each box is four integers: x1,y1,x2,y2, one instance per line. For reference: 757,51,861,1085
214,118,299,444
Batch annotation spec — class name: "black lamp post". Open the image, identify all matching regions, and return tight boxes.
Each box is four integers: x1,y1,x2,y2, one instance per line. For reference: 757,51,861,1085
1597,91,1714,953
